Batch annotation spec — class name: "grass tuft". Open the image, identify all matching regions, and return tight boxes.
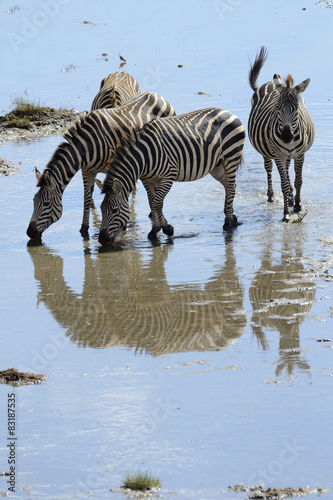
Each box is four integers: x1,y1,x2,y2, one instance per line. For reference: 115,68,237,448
122,471,161,492
10,95,45,116
6,95,48,128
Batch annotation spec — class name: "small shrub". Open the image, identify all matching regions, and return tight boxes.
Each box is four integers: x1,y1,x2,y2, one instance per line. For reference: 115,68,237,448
122,471,161,492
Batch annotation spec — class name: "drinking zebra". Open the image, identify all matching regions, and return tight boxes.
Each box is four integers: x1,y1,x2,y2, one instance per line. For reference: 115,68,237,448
90,71,141,110
98,108,245,246
26,92,176,240
85,72,141,219
248,46,315,221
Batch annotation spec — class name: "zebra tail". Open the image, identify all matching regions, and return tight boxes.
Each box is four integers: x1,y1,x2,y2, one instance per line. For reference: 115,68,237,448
249,46,268,91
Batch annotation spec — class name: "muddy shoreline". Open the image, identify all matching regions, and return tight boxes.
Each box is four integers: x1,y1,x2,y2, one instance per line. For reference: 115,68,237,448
0,106,84,175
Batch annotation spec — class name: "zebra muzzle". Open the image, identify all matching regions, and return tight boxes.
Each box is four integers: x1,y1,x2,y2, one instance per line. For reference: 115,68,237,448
27,221,42,240
279,126,293,144
98,228,115,246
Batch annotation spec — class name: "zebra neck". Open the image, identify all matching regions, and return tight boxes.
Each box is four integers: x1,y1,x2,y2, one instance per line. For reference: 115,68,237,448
112,144,148,194
45,142,84,191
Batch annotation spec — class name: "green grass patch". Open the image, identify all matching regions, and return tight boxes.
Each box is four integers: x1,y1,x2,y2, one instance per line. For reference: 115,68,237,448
122,471,161,492
5,95,48,128
10,95,46,115
4,94,75,129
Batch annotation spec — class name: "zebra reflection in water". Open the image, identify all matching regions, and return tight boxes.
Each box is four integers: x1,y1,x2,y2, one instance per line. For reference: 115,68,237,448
27,242,246,355
249,228,316,376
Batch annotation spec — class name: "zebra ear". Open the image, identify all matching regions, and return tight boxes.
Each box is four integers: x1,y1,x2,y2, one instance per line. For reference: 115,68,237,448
273,73,284,90
43,171,56,189
95,178,104,191
112,178,123,195
35,167,43,184
294,78,310,94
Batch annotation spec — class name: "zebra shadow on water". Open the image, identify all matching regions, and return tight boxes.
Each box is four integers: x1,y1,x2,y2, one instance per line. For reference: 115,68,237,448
249,228,316,376
27,241,246,355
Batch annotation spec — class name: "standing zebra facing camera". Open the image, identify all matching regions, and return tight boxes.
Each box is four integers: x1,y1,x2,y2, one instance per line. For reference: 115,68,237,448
90,71,141,110
26,92,176,240
98,108,245,246
248,46,315,221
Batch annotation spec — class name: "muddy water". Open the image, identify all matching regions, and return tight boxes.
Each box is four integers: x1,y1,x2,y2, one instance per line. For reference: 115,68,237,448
1,1,333,499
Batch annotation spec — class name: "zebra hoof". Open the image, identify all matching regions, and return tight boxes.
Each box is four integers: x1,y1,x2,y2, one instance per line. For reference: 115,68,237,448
282,215,290,223
223,215,238,231
267,194,274,203
294,204,301,213
162,224,174,236
80,224,89,235
148,227,160,240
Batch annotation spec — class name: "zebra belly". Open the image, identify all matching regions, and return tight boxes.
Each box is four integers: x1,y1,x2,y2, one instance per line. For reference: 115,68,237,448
173,152,220,182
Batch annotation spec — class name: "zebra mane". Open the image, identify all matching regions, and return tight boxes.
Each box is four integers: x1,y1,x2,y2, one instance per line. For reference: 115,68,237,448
285,74,294,89
39,139,78,187
63,116,85,144
102,134,138,194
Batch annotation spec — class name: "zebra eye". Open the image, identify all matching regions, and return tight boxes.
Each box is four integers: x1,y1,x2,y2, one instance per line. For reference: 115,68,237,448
111,208,119,215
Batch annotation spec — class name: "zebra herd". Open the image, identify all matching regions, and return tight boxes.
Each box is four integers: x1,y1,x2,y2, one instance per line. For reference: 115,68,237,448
27,46,315,246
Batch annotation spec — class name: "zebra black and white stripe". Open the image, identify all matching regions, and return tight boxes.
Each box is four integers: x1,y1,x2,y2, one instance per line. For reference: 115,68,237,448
98,107,245,246
27,92,176,239
248,46,315,221
91,71,141,110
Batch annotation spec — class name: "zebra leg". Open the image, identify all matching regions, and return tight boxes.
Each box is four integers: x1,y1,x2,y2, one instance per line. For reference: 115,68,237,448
293,154,304,213
211,162,238,231
264,158,274,202
275,159,291,222
81,171,96,234
143,179,174,239
285,158,294,207
142,181,160,238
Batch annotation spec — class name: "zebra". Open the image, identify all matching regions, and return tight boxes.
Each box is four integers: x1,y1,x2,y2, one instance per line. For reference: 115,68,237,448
90,71,141,110
98,107,245,246
248,46,315,221
26,92,176,240
85,72,141,220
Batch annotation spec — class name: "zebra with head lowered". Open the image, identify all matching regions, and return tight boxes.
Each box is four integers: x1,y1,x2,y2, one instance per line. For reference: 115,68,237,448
90,71,141,110
85,71,140,225
98,108,245,246
248,46,315,221
26,92,176,240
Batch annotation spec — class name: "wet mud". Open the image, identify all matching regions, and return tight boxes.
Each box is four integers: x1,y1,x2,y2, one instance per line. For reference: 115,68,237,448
0,157,17,175
0,106,83,145
228,483,327,499
0,368,47,386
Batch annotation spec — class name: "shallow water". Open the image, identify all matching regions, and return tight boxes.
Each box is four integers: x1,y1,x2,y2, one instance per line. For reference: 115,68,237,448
1,1,333,499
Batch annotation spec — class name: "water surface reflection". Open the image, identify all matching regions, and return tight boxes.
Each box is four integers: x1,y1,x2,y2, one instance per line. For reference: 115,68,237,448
249,229,316,375
28,241,246,355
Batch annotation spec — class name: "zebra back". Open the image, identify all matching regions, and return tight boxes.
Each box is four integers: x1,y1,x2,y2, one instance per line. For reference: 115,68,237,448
55,92,176,184
103,107,245,193
91,71,141,110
